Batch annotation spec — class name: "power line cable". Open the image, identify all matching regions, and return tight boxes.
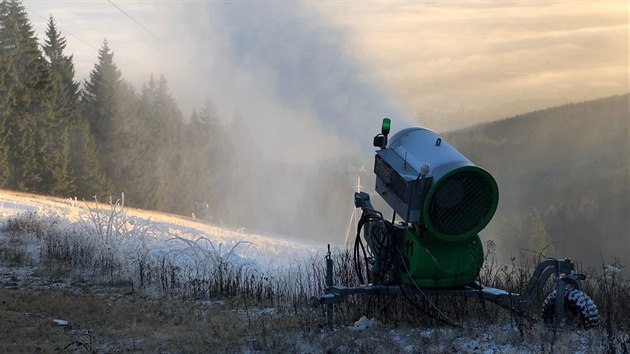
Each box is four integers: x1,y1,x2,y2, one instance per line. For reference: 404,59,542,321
25,5,149,81
104,0,164,42
25,6,99,52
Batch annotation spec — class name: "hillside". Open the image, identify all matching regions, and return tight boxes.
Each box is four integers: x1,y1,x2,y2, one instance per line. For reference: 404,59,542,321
444,94,629,266
1,190,627,352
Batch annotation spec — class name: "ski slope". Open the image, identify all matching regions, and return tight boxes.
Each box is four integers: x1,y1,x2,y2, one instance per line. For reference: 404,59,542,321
0,189,320,270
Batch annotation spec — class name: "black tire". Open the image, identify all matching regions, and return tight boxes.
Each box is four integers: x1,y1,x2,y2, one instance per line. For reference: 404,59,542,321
542,288,599,329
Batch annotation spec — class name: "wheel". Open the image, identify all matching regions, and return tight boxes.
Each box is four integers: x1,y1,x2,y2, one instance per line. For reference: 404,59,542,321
542,288,599,329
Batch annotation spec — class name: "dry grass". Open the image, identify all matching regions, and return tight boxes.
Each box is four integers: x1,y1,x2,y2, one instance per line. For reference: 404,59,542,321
2,285,616,353
1,208,629,353
0,285,322,353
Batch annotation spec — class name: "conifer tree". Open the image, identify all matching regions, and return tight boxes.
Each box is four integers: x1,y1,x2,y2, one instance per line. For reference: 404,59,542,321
0,0,50,192
82,40,137,194
0,3,10,185
41,16,112,198
136,74,186,212
154,75,185,212
132,75,159,208
82,40,123,153
41,16,73,195
74,117,113,198
0,67,9,186
528,208,555,257
183,100,220,212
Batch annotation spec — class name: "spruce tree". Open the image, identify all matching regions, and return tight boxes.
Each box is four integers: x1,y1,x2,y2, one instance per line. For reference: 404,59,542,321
41,16,112,198
0,0,50,192
41,16,73,195
528,208,555,257
0,2,10,185
0,69,9,186
132,75,159,208
135,74,186,212
82,40,137,196
154,75,185,212
73,116,113,199
82,40,122,155
183,100,219,209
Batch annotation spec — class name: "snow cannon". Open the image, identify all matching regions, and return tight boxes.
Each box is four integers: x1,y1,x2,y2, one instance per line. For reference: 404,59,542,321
359,118,498,287
315,118,599,330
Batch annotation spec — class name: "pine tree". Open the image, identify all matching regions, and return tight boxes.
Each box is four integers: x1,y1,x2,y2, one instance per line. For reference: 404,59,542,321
154,75,185,212
73,116,113,198
135,74,186,212
528,208,555,257
82,40,122,155
0,2,10,185
82,40,137,195
183,100,221,209
39,16,112,198
0,70,9,186
132,75,160,208
0,0,50,192
41,16,73,195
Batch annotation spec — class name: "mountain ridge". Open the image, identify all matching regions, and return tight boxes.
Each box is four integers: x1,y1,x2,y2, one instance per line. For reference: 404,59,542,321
444,93,629,265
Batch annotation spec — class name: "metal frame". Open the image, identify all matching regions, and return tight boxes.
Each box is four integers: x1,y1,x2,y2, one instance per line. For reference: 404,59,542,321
313,249,586,328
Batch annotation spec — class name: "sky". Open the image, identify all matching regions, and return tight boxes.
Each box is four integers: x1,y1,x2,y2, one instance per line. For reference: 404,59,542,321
22,0,628,134
315,1,629,129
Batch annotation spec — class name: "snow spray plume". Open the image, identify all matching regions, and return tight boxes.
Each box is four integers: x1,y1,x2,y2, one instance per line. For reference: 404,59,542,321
170,2,413,157
167,3,412,242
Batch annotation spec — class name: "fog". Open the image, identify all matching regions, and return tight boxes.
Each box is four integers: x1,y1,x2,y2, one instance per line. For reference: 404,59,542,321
175,3,415,241
165,2,414,161
22,1,628,246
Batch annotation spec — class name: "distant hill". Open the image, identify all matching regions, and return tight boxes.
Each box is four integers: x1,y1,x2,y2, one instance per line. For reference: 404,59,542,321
444,94,629,266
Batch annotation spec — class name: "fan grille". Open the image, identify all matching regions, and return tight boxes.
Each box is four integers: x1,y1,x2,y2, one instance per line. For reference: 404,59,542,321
428,171,495,236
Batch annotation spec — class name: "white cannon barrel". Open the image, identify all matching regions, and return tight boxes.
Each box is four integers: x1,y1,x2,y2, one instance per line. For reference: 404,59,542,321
374,127,498,242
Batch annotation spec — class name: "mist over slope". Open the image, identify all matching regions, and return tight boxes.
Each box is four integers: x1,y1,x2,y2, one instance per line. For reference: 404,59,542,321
444,94,629,266
231,94,629,258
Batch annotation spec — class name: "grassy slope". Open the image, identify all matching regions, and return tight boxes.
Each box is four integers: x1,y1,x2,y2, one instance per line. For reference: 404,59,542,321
1,200,629,352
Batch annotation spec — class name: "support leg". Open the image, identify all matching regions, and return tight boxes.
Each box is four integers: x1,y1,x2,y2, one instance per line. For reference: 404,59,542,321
326,245,334,329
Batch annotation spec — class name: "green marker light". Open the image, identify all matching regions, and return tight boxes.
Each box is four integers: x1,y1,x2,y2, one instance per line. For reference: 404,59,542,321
382,118,391,135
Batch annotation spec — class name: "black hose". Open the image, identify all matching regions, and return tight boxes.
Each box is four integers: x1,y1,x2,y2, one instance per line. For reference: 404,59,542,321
354,208,397,285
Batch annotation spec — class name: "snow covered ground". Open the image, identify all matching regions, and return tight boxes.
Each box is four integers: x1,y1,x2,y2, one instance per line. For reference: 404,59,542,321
0,190,619,353
0,189,321,270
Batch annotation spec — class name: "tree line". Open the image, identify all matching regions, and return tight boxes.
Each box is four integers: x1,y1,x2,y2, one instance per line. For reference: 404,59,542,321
0,0,233,216
445,94,629,265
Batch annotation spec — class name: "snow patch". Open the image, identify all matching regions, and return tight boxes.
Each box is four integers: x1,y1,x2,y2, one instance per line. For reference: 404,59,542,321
351,316,378,330
52,319,68,326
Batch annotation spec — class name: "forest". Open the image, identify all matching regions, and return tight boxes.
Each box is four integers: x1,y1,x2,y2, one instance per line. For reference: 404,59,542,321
0,0,357,241
445,94,629,266
0,1,250,216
